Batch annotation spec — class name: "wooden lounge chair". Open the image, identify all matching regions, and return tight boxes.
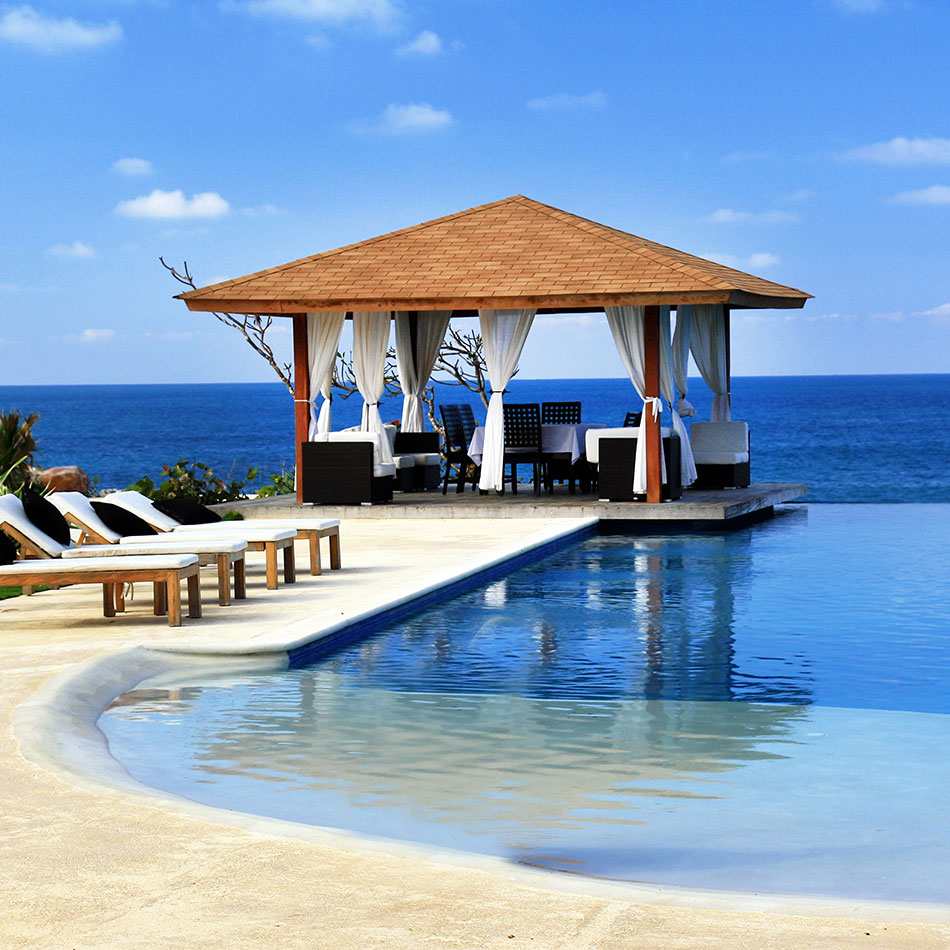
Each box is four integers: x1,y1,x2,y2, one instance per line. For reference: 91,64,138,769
0,554,202,626
3,492,247,605
105,490,342,575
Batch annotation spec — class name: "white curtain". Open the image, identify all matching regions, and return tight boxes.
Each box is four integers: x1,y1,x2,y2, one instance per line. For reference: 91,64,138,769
394,310,451,432
672,306,696,418
306,311,345,438
659,307,697,486
352,311,393,464
605,306,665,493
477,308,536,492
690,304,732,421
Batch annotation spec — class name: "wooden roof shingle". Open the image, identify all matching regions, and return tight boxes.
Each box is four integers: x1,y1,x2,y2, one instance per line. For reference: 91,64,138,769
179,195,811,314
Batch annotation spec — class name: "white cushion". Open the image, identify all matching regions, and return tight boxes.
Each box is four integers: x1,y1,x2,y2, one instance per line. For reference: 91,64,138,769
585,426,673,464
392,455,415,470
64,539,246,558
107,491,180,532
0,553,198,575
411,453,441,466
48,492,122,544
690,422,749,455
130,526,295,543
0,494,67,556
383,424,398,452
693,450,748,466
174,518,340,532
374,462,397,478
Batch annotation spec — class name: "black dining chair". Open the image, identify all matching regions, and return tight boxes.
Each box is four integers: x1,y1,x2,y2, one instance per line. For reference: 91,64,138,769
439,404,479,493
541,401,581,424
503,403,547,495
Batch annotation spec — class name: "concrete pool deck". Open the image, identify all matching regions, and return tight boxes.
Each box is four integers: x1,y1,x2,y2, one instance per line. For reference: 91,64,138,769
2,517,949,949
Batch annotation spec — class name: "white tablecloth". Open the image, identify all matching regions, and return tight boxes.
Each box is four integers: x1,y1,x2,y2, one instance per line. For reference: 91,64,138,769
467,423,605,465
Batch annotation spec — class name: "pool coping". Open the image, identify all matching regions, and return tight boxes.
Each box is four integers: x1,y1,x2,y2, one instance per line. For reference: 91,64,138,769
13,514,950,926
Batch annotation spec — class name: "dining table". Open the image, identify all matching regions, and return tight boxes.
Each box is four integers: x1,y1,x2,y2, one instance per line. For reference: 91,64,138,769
466,422,606,465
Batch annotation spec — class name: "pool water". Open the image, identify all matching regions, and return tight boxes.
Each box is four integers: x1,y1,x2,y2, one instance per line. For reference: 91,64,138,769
100,505,950,903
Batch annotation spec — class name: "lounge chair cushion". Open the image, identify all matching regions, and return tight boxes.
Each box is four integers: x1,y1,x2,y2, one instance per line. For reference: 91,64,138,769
152,497,222,525
107,491,182,531
21,488,71,547
0,553,199,577
47,492,122,544
585,427,673,465
409,453,441,467
63,539,246,558
690,422,750,462
0,531,16,565
91,501,157,537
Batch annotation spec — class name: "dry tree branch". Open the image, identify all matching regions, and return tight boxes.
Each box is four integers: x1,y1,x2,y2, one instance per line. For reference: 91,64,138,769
160,258,295,394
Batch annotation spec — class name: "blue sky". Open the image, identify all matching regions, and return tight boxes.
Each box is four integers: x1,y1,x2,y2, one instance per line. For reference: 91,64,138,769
2,0,949,385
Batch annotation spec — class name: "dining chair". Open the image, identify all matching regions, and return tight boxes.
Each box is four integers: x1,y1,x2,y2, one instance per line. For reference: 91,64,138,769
439,404,479,493
541,401,581,424
503,403,546,495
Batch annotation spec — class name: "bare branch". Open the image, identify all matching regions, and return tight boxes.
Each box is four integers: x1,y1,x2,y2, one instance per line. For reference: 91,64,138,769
160,258,294,394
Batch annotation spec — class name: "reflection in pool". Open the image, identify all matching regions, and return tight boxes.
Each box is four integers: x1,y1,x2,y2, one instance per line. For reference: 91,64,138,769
101,505,950,903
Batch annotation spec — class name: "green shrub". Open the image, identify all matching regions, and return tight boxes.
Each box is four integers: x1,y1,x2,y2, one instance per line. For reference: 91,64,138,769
0,411,39,492
221,510,245,521
255,466,295,498
129,459,257,504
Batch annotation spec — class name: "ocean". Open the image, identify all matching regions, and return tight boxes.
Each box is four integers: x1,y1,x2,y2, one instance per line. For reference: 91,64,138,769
1,374,948,503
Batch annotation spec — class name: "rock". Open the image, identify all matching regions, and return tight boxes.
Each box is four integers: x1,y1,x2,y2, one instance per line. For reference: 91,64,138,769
35,466,91,494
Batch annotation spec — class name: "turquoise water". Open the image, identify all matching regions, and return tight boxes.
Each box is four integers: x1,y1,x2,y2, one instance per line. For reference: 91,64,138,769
3,373,949,500
100,505,950,902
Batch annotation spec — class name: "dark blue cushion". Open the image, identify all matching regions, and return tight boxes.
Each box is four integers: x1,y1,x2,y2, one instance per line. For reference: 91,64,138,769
152,498,221,525
20,488,71,547
91,501,157,537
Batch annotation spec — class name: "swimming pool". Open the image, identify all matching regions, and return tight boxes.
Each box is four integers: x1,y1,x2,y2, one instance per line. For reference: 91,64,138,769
100,505,950,903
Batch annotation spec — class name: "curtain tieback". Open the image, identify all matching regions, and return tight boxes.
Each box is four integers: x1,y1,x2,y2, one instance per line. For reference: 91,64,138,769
489,388,508,395
365,402,379,407
293,398,314,404
642,396,662,421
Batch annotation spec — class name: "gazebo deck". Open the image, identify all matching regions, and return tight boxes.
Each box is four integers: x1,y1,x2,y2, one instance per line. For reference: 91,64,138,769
225,482,806,525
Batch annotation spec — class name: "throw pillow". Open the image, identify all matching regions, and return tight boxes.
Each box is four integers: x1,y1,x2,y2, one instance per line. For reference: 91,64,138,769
90,501,157,537
20,488,71,547
152,498,221,525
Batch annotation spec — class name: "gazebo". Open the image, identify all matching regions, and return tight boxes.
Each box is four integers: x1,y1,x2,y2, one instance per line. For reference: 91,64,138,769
178,196,811,505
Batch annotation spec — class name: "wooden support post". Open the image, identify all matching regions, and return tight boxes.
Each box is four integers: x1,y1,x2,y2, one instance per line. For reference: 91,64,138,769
723,305,732,420
643,305,662,504
292,314,310,505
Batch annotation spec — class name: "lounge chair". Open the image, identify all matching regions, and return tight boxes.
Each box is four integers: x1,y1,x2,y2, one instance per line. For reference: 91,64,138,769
3,492,247,606
585,428,682,501
104,490,341,574
0,554,202,626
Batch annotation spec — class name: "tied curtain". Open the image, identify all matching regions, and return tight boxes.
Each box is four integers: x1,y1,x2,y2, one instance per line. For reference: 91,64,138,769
306,311,345,438
477,308,537,492
604,306,665,493
671,306,696,418
352,311,394,465
659,307,698,486
394,310,451,432
689,304,732,421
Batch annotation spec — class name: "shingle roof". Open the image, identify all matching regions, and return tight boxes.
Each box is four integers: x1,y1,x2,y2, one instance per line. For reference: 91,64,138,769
179,195,811,314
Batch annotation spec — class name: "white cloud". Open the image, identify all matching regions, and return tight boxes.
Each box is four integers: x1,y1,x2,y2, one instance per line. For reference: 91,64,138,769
833,0,885,11
783,188,816,203
47,241,96,258
242,203,285,216
80,328,116,342
0,282,21,293
526,91,607,112
112,157,153,176
0,6,121,53
706,208,798,224
237,0,399,28
870,310,905,322
890,185,950,205
721,149,778,163
115,189,230,219
534,313,604,329
396,29,441,55
305,33,331,49
916,303,950,324
707,251,780,271
842,137,950,165
353,102,453,135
